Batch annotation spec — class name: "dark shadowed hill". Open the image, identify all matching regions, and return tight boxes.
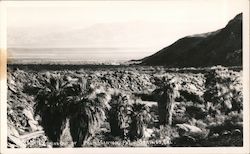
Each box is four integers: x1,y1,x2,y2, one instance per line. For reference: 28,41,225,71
140,13,242,67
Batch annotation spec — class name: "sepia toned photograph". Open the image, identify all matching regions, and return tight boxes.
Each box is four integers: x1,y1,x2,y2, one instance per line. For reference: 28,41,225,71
0,0,249,153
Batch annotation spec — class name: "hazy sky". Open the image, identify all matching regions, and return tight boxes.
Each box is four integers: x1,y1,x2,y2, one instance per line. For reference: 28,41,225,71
7,1,244,28
6,0,246,61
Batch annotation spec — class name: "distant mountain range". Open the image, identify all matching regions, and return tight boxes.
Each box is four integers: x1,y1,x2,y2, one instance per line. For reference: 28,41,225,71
8,22,175,48
139,13,242,67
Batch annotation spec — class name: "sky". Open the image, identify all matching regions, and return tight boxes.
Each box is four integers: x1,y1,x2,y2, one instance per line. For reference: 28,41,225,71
7,1,244,28
6,0,246,62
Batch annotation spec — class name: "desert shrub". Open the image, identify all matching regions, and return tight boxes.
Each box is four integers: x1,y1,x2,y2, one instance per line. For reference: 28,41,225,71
148,104,159,127
204,66,242,113
202,69,243,146
178,90,204,104
149,125,178,147
185,104,207,120
205,111,243,137
225,111,243,124
197,111,243,147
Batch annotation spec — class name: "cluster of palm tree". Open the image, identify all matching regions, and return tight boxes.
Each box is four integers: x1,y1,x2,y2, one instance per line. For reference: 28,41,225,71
34,73,152,147
35,73,110,147
107,92,151,140
36,71,233,147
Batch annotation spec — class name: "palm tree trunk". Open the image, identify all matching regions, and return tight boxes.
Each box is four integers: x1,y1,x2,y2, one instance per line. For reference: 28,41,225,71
69,114,88,147
158,90,175,126
166,90,175,126
59,118,73,147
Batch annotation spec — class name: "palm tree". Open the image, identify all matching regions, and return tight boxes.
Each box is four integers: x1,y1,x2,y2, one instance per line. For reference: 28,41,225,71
129,102,151,141
108,92,152,141
70,90,108,147
153,78,179,126
35,74,110,147
35,73,71,146
108,92,133,139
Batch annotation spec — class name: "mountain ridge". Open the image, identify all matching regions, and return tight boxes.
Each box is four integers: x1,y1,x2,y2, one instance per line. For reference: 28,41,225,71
140,13,242,67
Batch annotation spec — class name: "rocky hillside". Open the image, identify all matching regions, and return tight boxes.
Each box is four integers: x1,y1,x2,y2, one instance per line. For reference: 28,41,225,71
140,13,242,67
7,66,243,147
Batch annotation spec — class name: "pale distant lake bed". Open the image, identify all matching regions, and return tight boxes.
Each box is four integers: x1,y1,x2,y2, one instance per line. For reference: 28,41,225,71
7,47,154,64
